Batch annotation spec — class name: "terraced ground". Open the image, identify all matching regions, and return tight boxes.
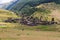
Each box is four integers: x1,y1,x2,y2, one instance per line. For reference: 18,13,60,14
0,9,20,27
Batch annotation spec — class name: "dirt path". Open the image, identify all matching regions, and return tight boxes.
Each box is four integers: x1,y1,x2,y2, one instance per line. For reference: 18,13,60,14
0,28,60,40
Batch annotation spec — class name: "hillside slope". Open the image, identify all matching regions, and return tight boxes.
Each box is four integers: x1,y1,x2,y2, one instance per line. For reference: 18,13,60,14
0,9,19,21
7,0,60,15
0,9,19,27
35,2,60,22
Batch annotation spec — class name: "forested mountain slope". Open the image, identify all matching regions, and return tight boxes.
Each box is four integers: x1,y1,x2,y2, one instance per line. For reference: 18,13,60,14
6,0,60,15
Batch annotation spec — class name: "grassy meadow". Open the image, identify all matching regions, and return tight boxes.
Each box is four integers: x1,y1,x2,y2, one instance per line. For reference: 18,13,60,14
0,9,60,40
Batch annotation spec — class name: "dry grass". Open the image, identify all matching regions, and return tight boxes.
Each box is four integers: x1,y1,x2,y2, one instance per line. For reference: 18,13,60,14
0,9,19,22
0,28,60,40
